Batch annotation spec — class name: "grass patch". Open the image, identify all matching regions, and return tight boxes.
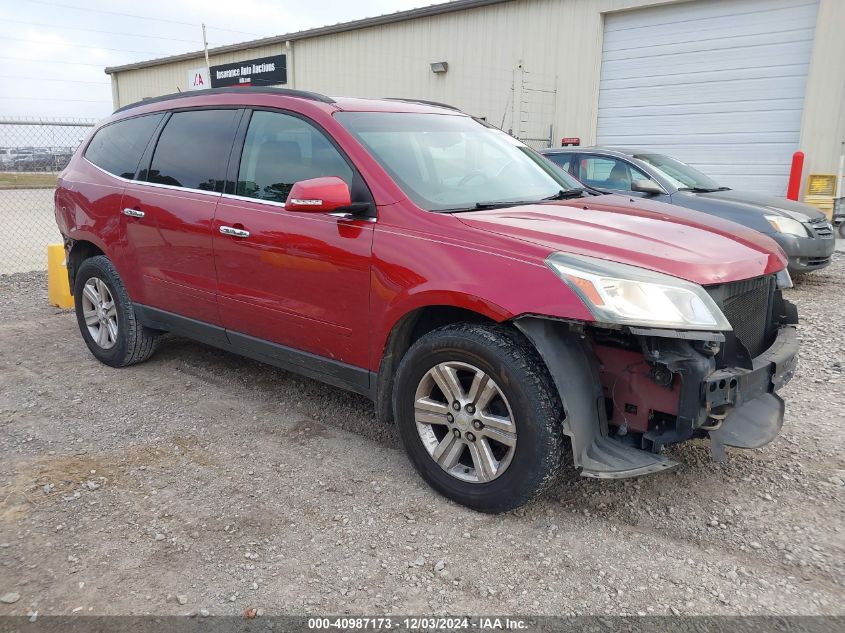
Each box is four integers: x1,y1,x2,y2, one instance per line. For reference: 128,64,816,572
0,172,58,189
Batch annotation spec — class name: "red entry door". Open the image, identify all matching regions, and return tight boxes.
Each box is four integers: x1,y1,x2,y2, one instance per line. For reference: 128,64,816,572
213,198,374,367
120,108,241,325
212,109,374,368
121,183,221,324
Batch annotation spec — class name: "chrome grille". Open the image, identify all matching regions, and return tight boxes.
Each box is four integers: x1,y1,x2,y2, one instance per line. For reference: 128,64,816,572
806,255,832,267
707,275,775,358
808,217,834,239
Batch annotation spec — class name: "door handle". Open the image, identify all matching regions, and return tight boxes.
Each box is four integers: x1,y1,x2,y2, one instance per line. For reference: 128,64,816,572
219,225,250,238
122,207,145,218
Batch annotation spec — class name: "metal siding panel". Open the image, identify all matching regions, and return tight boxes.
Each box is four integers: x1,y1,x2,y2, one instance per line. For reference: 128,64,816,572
113,44,284,107
797,0,845,196
112,0,842,190
597,0,820,195
111,0,688,146
598,76,810,108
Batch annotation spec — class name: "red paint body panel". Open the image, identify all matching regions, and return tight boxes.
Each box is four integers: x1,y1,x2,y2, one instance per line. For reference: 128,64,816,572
455,196,786,285
367,203,594,371
121,182,221,324
592,344,680,433
285,176,352,213
56,91,790,382
213,197,374,365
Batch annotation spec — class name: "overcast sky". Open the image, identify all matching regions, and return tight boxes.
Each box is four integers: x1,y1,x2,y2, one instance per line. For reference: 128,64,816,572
0,0,450,120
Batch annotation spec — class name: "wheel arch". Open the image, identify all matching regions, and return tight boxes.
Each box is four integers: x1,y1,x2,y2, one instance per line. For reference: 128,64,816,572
374,303,502,424
66,238,106,289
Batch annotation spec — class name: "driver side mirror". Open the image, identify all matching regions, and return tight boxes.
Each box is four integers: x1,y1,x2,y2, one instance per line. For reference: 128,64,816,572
630,179,664,196
285,177,352,213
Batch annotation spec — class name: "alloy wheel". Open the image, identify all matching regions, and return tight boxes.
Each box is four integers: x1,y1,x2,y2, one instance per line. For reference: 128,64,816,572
414,361,517,483
81,277,118,350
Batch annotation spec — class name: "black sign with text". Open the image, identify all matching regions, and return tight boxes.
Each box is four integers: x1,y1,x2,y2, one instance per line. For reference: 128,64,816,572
210,54,287,88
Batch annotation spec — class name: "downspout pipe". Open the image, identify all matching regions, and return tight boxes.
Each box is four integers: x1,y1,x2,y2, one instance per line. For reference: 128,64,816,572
286,40,294,89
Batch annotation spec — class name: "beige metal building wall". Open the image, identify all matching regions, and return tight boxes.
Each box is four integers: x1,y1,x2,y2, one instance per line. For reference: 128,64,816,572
111,43,285,108
292,0,685,143
107,0,690,143
798,0,845,196
107,0,845,195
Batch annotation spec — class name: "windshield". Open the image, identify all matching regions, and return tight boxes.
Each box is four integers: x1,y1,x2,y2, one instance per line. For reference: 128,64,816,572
633,154,724,191
335,112,582,211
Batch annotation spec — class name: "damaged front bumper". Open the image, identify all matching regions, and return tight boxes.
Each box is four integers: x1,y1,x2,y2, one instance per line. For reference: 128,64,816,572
703,326,797,460
515,302,799,479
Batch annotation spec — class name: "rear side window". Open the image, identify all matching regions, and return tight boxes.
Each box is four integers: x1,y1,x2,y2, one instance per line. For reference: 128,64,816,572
236,111,353,203
545,153,573,172
84,114,163,179
147,109,238,191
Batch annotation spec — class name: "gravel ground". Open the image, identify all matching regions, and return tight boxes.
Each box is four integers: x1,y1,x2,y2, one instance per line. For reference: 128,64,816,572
0,255,843,617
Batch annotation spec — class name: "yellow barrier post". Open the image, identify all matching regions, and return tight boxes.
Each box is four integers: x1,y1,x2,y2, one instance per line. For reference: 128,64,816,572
47,244,74,309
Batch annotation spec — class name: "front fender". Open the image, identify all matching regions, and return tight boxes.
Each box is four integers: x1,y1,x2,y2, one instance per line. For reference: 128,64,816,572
369,222,595,372
373,287,513,357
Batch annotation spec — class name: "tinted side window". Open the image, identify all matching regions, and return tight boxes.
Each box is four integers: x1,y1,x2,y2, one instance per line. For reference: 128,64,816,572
579,157,649,191
147,110,238,191
545,153,572,172
237,111,353,203
84,114,163,179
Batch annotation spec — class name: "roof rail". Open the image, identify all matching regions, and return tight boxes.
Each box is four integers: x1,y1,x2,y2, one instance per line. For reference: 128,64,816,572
114,86,335,114
383,97,462,112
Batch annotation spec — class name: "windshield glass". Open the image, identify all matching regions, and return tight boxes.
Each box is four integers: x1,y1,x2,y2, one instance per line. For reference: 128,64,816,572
633,154,723,191
335,112,582,211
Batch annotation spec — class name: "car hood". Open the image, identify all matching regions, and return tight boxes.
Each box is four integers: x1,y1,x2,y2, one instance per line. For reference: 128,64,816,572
687,188,826,222
455,195,786,285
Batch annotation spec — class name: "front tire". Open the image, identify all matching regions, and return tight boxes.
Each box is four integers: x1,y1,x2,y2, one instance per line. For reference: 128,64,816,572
393,323,564,513
73,256,159,367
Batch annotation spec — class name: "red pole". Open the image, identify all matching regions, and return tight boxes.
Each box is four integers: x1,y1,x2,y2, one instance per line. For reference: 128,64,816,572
787,151,804,200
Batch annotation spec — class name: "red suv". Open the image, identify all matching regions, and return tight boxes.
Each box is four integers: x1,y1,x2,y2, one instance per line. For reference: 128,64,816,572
56,88,799,512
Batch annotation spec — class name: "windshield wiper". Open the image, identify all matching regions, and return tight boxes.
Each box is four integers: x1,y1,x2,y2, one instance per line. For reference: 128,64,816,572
474,188,586,207
543,188,585,200
678,186,721,193
440,191,587,213
472,200,536,210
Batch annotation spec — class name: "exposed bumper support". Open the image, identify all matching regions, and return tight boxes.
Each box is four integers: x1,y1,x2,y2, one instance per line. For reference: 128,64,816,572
514,317,676,478
709,393,785,462
703,326,797,460
516,315,798,479
704,326,798,410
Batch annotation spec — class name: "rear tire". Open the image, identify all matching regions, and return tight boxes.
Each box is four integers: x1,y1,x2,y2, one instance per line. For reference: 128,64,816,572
73,256,159,367
393,323,564,513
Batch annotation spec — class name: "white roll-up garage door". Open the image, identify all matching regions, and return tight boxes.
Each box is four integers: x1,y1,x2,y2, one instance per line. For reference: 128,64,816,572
596,0,819,195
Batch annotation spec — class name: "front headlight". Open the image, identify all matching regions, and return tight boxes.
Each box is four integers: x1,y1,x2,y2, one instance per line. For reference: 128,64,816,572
765,215,809,237
545,253,732,331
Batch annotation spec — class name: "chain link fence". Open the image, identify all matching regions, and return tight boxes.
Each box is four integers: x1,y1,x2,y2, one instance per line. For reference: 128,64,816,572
0,116,558,275
0,118,96,274
516,132,554,151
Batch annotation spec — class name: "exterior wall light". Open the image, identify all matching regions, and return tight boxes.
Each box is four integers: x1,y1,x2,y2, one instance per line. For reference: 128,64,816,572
430,62,448,74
